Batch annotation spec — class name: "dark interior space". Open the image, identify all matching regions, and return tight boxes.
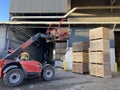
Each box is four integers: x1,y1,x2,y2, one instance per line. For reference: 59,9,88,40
114,31,120,71
8,27,54,63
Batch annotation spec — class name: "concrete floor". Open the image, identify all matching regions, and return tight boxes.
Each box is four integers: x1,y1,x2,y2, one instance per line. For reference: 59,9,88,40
0,69,120,90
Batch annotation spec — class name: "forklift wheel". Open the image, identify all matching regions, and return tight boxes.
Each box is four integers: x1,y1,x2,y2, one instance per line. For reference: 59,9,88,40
3,68,24,87
42,66,55,81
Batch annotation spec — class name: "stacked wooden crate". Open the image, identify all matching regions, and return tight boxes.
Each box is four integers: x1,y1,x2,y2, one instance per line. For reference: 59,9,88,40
72,41,89,74
55,42,67,60
89,27,112,78
50,28,69,40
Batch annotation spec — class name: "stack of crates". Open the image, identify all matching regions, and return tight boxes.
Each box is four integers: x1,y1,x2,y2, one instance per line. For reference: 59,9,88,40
55,42,67,60
72,41,89,74
89,27,112,78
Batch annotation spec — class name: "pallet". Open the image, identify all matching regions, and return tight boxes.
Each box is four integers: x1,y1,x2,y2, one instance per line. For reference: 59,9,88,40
72,71,89,74
90,74,112,79
90,38,104,41
90,62,110,65
72,50,88,52
72,61,81,63
90,50,103,52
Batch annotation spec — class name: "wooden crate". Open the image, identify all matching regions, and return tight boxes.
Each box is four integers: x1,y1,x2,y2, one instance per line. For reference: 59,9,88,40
50,28,69,38
96,64,112,78
72,41,89,52
90,39,110,52
55,42,67,48
90,63,112,78
55,48,66,54
72,52,88,62
89,63,97,76
89,52,97,63
55,53,65,59
72,62,88,74
89,27,109,40
89,52,110,64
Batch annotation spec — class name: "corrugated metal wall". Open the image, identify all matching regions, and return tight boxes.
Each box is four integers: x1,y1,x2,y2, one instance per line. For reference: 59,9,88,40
0,26,6,50
69,28,89,46
10,0,68,13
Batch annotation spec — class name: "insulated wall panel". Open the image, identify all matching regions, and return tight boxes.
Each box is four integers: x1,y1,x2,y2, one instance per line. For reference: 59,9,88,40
0,26,6,50
10,0,68,13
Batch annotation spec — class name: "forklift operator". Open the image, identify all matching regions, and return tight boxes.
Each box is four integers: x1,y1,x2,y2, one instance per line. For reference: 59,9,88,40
20,51,30,60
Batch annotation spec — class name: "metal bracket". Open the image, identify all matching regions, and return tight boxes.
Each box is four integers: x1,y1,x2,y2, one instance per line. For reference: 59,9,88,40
111,23,116,32
110,0,117,12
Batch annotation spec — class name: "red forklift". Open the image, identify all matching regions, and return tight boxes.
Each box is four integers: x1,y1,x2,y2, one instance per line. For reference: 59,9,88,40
0,19,68,87
0,33,55,87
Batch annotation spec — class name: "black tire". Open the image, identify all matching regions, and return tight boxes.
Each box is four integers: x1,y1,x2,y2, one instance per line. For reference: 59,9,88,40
3,68,24,87
42,66,55,81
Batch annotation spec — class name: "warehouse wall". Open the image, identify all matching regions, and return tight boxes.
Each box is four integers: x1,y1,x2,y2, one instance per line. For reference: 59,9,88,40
0,26,6,50
69,27,89,47
10,0,68,13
